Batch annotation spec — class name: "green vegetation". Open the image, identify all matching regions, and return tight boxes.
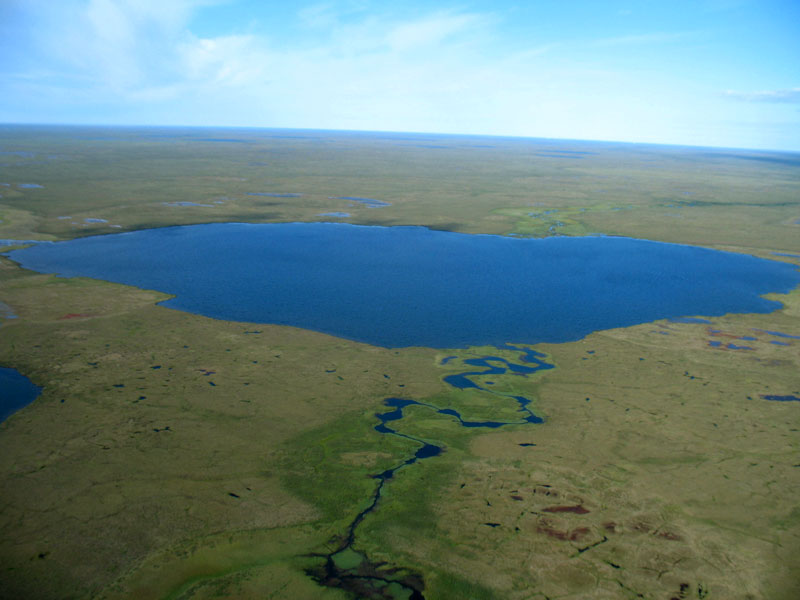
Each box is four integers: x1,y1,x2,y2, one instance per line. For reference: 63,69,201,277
0,126,798,599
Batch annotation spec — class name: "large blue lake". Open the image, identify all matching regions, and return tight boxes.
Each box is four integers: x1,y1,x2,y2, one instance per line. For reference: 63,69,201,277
7,223,800,348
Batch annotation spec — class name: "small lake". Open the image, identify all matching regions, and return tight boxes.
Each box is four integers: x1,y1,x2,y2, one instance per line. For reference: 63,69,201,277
6,223,800,348
0,367,42,423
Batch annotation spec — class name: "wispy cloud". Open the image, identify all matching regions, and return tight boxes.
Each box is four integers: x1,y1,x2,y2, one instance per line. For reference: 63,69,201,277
385,11,487,52
0,2,708,141
0,2,505,129
8,0,213,91
297,2,370,30
2,0,798,150
723,88,800,104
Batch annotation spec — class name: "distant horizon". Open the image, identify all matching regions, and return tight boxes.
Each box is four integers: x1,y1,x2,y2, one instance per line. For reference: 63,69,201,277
2,2,798,153
2,121,799,156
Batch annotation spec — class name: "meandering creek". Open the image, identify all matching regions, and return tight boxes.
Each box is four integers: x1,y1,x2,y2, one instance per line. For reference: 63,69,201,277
310,344,554,599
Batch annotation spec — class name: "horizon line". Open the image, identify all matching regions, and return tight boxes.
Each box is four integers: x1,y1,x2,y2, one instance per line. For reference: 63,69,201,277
1,121,798,155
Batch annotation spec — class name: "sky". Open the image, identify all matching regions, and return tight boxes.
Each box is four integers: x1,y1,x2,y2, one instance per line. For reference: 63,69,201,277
1,0,798,151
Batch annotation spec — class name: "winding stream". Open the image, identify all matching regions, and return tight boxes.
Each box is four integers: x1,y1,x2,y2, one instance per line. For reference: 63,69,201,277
308,344,554,599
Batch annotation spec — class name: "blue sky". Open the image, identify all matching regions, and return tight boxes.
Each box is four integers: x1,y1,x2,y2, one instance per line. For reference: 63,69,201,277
1,0,798,150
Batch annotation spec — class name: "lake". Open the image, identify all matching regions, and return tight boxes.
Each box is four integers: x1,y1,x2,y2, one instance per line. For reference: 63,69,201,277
6,223,800,348
0,367,42,423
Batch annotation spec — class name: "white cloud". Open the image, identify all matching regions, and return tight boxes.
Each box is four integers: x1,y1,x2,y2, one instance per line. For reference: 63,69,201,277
179,34,265,86
0,2,656,138
5,0,233,92
385,12,486,52
3,1,798,150
297,3,344,29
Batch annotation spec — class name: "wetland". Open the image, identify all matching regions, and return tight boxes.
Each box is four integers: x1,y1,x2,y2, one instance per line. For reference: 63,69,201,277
0,125,799,600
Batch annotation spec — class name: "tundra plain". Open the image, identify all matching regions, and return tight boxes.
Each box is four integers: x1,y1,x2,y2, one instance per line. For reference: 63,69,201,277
0,125,799,599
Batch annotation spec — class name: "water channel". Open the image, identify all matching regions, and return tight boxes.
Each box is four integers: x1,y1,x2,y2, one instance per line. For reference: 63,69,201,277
308,344,554,598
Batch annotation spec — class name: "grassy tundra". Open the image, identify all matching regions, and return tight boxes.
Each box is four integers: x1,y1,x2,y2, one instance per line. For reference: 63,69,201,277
0,125,798,599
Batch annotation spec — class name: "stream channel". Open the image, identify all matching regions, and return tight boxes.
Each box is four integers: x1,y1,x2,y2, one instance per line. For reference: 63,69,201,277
308,344,554,599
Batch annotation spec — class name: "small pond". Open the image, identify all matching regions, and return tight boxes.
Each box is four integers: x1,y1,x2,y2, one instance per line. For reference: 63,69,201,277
0,367,42,423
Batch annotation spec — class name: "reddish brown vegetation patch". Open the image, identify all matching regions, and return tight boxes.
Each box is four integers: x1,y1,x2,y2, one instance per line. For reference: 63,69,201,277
58,313,93,320
537,524,591,541
542,504,590,514
706,327,743,339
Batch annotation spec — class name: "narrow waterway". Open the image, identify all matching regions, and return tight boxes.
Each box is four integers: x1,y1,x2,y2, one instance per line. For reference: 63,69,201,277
308,344,554,599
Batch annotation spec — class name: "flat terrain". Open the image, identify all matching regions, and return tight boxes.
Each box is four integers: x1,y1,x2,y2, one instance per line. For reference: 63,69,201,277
0,126,798,599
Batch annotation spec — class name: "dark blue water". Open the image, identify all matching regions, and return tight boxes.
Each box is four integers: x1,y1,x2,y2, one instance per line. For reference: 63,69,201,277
6,223,799,348
755,329,800,339
0,367,42,422
762,395,800,402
